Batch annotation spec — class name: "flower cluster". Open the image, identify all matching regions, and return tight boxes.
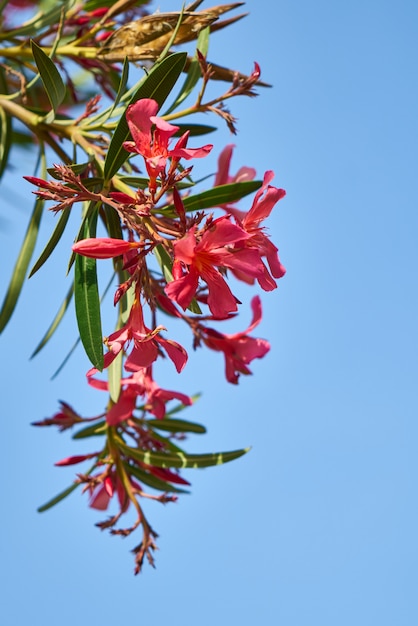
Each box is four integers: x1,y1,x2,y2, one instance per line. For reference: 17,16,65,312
28,95,286,573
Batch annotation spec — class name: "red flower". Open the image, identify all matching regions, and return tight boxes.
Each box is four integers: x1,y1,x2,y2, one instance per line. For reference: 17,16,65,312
72,237,142,259
214,144,256,187
126,367,193,420
165,216,266,318
55,452,100,466
31,401,89,431
200,296,270,384
229,171,286,291
89,472,141,512
88,366,192,425
87,297,188,378
123,99,212,192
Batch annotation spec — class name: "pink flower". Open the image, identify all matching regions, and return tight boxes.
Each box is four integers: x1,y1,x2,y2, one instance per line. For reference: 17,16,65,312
230,171,286,291
88,366,192,425
87,297,188,378
72,237,142,259
165,216,266,318
55,452,99,466
31,401,98,431
89,472,141,512
200,296,270,384
214,144,257,214
126,367,193,420
123,99,212,191
107,386,138,426
214,144,256,187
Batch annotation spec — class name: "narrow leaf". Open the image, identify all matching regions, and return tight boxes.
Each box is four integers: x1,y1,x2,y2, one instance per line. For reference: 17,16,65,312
30,283,74,358
118,441,250,469
152,6,186,65
0,67,12,181
52,267,116,377
37,481,80,513
30,40,66,114
118,175,194,189
164,26,210,114
0,198,44,333
51,335,80,380
173,123,216,137
108,57,129,116
154,243,173,282
72,420,107,439
165,180,263,215
148,417,207,434
124,462,189,494
104,52,187,181
74,207,104,370
29,208,70,277
101,204,123,241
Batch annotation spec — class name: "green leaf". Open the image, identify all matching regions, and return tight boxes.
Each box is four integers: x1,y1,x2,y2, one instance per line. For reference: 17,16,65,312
10,129,32,146
29,208,71,277
72,420,107,439
124,462,190,494
147,429,187,455
148,6,187,67
0,198,44,333
52,266,116,377
37,459,97,512
101,203,123,241
164,26,210,115
30,40,66,116
173,123,217,137
147,418,207,435
113,58,129,109
74,207,104,370
104,52,187,181
164,180,263,215
118,440,250,469
0,67,12,181
84,0,148,9
51,334,80,380
30,283,74,358
118,175,194,189
154,243,173,282
117,175,149,189
37,481,80,513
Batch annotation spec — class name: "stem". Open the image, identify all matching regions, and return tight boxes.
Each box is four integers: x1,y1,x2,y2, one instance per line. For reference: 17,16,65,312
0,44,100,61
107,426,153,536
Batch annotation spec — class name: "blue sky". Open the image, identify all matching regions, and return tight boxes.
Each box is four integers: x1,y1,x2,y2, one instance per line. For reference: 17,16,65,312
2,1,418,624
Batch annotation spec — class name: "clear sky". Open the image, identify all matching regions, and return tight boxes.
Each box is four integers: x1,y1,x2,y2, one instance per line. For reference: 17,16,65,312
2,1,418,624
